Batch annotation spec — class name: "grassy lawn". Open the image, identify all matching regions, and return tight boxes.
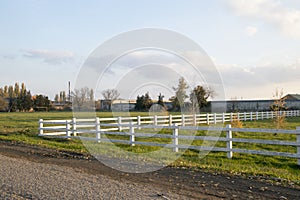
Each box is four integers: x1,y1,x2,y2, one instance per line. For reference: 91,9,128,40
0,111,300,184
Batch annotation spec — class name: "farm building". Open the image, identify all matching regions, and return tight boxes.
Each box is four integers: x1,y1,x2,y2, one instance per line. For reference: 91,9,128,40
210,94,300,112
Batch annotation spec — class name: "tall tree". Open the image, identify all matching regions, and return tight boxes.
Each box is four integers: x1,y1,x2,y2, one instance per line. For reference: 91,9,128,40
170,77,189,111
33,94,50,111
72,87,95,111
101,89,120,110
0,83,33,112
54,94,60,103
0,97,8,111
135,92,153,111
190,85,214,111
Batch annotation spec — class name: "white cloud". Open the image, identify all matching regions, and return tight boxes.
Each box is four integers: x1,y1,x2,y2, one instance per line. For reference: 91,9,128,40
217,58,300,99
228,0,300,39
23,49,74,65
245,26,258,36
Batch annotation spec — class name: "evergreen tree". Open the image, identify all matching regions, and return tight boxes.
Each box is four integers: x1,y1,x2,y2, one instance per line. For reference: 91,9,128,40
135,92,153,111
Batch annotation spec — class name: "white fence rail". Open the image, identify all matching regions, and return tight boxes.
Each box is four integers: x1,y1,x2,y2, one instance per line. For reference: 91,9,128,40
38,110,300,165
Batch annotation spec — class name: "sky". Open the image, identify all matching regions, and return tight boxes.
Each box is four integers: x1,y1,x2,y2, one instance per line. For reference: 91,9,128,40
0,0,300,101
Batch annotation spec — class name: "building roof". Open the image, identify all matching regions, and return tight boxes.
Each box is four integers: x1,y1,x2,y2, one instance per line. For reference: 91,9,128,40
284,94,300,100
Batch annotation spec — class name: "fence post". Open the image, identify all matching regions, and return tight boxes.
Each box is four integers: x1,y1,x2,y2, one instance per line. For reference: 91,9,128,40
261,112,264,120
230,112,233,122
72,118,77,136
271,111,274,119
206,113,210,125
226,124,233,159
118,116,122,131
173,124,178,152
96,117,101,143
213,113,217,124
38,119,43,135
222,113,225,123
256,111,259,120
193,114,197,125
169,115,172,126
66,120,71,138
244,112,246,121
182,114,185,126
130,122,135,147
297,127,300,166
237,112,240,121
250,112,253,121
154,115,158,126
137,116,141,130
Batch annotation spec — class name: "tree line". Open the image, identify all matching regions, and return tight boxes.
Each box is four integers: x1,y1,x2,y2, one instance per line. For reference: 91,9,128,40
134,77,213,112
0,83,50,112
0,77,213,112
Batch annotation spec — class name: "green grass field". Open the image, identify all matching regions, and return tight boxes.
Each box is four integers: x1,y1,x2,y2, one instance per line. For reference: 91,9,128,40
0,111,299,184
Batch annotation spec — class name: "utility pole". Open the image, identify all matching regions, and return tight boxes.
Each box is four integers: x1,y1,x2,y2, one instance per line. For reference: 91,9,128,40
68,81,71,102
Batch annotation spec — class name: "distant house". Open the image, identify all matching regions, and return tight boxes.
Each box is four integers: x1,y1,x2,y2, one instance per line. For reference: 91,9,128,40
111,99,136,111
51,101,72,111
284,94,300,100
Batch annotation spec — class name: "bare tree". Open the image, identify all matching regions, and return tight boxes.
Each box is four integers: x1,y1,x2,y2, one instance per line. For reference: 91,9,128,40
72,87,95,111
170,77,189,111
101,89,120,110
271,88,286,129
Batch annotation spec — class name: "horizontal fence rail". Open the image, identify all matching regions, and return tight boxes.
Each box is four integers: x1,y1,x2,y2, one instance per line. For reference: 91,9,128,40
38,110,300,165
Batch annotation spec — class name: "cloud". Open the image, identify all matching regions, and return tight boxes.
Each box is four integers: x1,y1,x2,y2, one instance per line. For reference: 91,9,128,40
245,26,258,37
227,0,300,39
217,58,300,98
1,54,16,60
23,49,74,65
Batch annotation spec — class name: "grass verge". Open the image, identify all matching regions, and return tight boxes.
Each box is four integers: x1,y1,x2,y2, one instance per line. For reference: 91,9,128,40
0,112,299,184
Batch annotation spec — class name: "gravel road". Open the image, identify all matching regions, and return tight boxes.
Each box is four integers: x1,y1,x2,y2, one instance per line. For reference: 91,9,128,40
0,141,299,200
0,154,182,199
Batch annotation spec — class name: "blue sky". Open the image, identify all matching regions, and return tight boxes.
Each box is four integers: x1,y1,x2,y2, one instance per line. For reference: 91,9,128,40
1,0,300,100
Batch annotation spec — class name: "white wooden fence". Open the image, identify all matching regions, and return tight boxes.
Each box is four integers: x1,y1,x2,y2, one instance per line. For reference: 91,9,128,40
38,110,300,165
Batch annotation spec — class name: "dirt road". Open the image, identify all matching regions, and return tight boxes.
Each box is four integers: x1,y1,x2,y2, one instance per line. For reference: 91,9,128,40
0,140,299,199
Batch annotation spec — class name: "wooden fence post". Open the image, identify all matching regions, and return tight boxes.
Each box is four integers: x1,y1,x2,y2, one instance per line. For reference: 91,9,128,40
250,112,253,121
118,116,122,131
154,115,158,126
206,113,210,125
230,112,233,122
244,112,247,121
39,119,43,135
226,124,233,159
173,124,179,152
297,127,300,166
96,117,101,143
256,111,259,120
193,114,197,126
72,118,77,136
271,111,274,119
222,113,225,123
214,113,217,124
182,114,185,126
169,115,172,126
130,122,135,147
66,120,71,138
137,116,141,130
